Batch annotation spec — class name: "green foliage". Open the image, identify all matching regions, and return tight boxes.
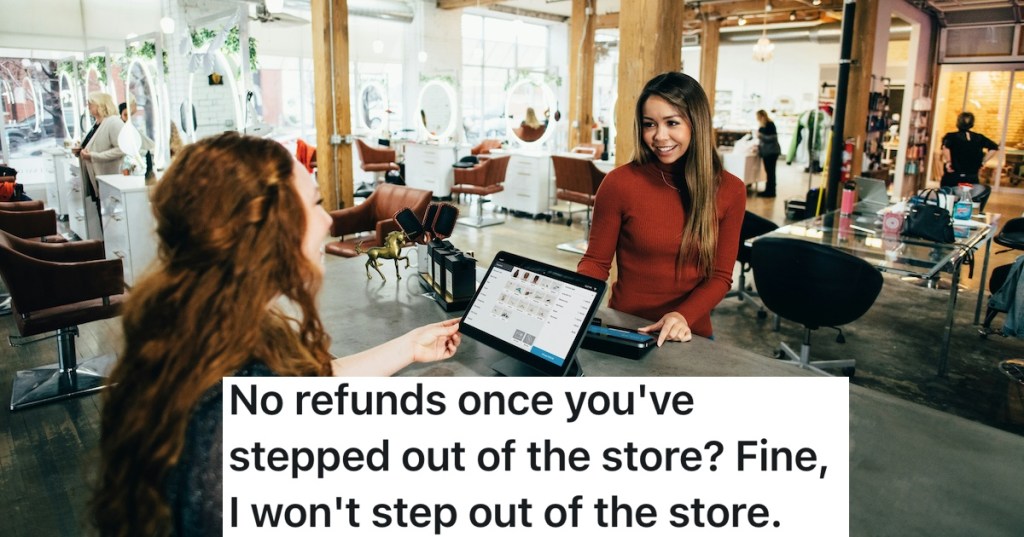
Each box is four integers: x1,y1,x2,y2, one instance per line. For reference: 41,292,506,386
190,26,259,71
84,56,108,85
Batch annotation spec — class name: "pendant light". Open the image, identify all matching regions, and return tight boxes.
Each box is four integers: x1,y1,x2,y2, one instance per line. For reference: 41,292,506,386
752,0,774,62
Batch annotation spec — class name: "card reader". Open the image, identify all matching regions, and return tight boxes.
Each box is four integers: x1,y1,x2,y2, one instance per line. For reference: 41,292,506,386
581,323,656,359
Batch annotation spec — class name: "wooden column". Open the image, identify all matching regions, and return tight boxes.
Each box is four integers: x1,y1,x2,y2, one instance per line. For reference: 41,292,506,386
699,16,721,119
844,0,878,175
615,0,684,165
311,0,353,210
568,0,597,150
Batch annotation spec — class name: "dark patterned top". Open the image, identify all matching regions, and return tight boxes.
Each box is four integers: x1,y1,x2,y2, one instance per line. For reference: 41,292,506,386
165,362,277,536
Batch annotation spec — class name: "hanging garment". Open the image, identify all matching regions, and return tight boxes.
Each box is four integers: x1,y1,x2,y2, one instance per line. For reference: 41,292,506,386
989,255,1024,338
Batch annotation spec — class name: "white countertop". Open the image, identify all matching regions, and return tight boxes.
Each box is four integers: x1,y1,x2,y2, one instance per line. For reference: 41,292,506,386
97,174,151,193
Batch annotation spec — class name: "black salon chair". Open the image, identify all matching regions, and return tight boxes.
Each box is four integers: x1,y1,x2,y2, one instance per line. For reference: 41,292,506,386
0,230,125,410
752,237,883,376
724,211,778,317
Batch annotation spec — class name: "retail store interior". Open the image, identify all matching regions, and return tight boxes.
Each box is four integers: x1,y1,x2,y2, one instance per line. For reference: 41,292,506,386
1,0,1024,534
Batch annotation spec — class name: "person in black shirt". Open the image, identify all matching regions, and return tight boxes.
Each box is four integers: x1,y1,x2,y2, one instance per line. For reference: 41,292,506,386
941,112,999,187
756,110,782,197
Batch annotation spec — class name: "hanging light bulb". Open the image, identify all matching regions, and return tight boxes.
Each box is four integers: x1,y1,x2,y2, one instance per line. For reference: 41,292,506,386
160,17,175,34
20,58,31,67
812,0,821,5
737,15,747,26
752,0,774,62
418,50,428,63
372,40,384,54
790,10,797,21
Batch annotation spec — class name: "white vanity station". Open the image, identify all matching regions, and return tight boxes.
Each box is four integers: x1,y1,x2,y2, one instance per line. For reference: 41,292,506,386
403,79,461,198
491,149,555,217
66,160,102,240
403,143,459,198
97,175,156,287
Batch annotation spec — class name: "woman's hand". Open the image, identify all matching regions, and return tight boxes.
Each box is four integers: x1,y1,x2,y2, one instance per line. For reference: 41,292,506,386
81,148,91,161
407,318,462,363
638,312,692,346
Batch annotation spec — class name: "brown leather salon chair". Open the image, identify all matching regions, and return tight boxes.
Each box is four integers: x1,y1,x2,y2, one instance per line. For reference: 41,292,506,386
0,206,67,243
551,155,606,254
0,230,125,410
354,139,400,198
471,139,502,156
572,143,605,158
451,156,509,228
325,183,432,258
0,200,44,211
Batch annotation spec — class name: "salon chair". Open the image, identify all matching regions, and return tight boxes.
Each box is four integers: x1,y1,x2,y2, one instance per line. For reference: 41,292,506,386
724,211,779,318
551,155,606,254
978,218,1024,337
471,139,502,156
451,156,509,228
0,230,125,410
354,138,400,198
325,183,432,258
0,207,67,243
752,237,883,376
571,143,605,158
0,200,44,211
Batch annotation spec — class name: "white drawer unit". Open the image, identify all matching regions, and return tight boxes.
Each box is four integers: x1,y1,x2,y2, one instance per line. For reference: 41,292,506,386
404,143,457,197
493,152,553,216
98,175,156,287
45,149,73,216
67,161,102,240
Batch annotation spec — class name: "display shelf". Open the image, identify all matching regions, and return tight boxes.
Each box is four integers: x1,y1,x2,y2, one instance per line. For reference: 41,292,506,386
903,84,932,192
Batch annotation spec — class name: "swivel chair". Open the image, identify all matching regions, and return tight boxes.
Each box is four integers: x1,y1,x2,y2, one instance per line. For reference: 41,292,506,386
354,138,400,198
551,155,606,254
752,237,883,376
451,156,510,228
0,230,125,410
724,211,779,318
325,183,432,258
0,206,66,243
471,139,502,156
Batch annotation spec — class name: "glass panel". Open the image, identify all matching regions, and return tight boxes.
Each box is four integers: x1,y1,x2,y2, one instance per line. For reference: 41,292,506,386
517,44,547,69
945,26,1014,58
461,14,481,38
483,18,516,43
934,70,968,179
481,67,507,139
962,71,1010,185
485,41,515,67
999,72,1024,188
516,23,547,46
464,38,483,65
461,69,483,143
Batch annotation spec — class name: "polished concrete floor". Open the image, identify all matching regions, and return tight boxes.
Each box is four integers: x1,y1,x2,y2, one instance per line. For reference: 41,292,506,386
1,161,1023,535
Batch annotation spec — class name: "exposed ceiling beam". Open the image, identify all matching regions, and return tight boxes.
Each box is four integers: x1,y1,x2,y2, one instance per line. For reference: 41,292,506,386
595,12,618,29
437,0,503,9
695,0,845,20
488,4,568,22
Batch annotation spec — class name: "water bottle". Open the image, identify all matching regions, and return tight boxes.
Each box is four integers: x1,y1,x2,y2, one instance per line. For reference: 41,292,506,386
840,181,856,215
953,183,973,221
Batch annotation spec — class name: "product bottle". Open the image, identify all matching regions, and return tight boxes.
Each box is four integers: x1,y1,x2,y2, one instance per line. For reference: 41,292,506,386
953,183,973,221
840,181,856,215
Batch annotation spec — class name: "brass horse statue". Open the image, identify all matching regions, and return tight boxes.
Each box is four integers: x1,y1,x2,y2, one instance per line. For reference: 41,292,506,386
356,230,410,281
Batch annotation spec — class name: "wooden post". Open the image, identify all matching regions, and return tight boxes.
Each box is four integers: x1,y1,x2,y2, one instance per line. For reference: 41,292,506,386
615,0,684,165
568,0,597,151
699,16,721,119
844,0,878,175
311,0,353,210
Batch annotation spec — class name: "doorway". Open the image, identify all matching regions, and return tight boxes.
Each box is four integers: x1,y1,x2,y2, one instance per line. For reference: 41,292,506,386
931,64,1024,193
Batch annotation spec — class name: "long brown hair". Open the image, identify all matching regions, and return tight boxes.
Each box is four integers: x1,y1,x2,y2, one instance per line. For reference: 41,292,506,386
632,71,722,280
92,132,332,536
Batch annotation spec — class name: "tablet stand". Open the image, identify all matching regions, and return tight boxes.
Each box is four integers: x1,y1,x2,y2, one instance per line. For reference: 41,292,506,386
491,356,584,377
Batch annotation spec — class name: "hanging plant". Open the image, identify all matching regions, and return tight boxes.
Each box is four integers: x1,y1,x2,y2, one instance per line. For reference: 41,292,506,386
57,60,84,82
122,41,170,75
84,55,108,85
190,26,259,71
503,69,562,91
419,73,458,89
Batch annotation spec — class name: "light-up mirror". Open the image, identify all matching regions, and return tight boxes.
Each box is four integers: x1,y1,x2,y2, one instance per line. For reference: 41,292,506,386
125,59,160,156
505,79,555,146
417,79,457,142
59,72,80,140
358,81,388,132
187,51,242,140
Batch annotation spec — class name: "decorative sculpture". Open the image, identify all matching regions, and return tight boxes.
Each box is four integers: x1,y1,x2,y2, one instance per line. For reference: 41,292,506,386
356,230,409,281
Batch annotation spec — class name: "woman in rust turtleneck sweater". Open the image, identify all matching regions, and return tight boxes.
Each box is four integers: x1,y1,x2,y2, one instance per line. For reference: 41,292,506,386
578,72,745,345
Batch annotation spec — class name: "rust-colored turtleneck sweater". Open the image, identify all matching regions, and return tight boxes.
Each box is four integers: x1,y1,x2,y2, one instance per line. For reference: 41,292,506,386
578,160,746,338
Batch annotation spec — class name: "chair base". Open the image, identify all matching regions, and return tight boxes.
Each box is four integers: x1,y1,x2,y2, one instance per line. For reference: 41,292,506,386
0,294,10,316
457,215,504,228
557,239,588,255
10,353,116,411
776,336,855,377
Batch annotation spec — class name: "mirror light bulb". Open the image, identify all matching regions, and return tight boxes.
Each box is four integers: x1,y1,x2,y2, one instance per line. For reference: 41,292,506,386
418,50,428,63
160,17,175,34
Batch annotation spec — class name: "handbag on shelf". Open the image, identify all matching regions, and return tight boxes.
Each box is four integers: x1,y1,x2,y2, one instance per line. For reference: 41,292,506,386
902,201,954,243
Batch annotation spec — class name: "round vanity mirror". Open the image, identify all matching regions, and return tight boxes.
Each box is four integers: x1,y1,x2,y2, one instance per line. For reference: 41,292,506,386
125,59,160,156
359,81,388,132
505,79,555,146
417,79,456,142
187,51,242,140
59,72,80,140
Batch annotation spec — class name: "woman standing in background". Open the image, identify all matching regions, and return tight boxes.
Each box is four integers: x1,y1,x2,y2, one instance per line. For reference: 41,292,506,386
756,109,781,197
